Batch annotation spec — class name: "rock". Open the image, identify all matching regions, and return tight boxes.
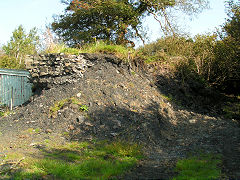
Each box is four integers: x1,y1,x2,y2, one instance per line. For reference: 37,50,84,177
113,120,121,127
76,116,85,124
70,103,79,111
189,119,197,123
85,122,94,127
110,133,118,137
68,125,75,130
46,129,52,134
40,72,48,76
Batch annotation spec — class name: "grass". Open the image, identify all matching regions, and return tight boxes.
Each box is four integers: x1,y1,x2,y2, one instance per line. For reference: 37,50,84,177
173,153,222,180
49,98,68,115
49,97,90,118
1,140,143,179
43,41,135,62
0,108,12,117
80,41,135,61
161,93,174,102
44,43,80,55
79,104,88,112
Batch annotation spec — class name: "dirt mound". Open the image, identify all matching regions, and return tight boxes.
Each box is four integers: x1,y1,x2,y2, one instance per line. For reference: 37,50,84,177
0,54,173,144
0,53,240,179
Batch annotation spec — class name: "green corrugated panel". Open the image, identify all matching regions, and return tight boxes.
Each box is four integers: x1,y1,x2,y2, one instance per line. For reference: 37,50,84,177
0,68,32,107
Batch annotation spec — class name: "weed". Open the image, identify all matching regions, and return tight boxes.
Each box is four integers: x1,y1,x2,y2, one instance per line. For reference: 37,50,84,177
49,99,68,115
80,105,88,112
49,97,86,118
0,109,11,117
173,153,222,180
70,97,81,105
44,139,50,144
34,128,41,133
161,94,174,102
62,132,69,136
131,71,136,75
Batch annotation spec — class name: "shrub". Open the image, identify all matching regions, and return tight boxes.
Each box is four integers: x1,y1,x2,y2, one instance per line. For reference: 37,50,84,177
0,55,25,69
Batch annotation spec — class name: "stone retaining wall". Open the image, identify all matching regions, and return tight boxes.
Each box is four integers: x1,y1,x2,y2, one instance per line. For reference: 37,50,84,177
24,53,128,89
25,53,94,88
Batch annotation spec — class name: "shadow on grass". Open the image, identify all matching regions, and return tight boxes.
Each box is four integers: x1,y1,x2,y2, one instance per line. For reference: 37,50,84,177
3,140,143,180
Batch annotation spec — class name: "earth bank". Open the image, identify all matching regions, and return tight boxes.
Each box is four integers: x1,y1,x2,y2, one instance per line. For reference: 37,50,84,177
0,53,240,179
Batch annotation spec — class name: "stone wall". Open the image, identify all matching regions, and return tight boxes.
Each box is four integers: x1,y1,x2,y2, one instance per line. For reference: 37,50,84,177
25,53,95,88
24,53,126,89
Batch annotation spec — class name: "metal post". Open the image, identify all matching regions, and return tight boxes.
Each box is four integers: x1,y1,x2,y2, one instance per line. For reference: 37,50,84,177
10,87,13,111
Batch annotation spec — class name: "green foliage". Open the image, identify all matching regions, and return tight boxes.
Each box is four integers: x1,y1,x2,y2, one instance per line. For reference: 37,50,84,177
49,99,68,116
0,55,24,69
173,154,222,180
212,0,240,92
0,108,11,117
49,97,89,117
79,105,88,112
43,42,80,55
9,140,143,179
2,25,39,67
137,27,239,93
80,41,134,60
52,0,209,46
137,36,193,64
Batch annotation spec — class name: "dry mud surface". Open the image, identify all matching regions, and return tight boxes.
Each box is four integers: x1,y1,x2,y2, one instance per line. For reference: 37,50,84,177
0,54,240,179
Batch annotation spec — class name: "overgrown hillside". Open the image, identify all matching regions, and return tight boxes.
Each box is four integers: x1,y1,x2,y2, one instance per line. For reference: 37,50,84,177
0,1,239,179
0,53,240,179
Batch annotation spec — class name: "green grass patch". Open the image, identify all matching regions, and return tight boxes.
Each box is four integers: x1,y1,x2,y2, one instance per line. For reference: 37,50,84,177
44,41,135,61
49,99,68,115
80,41,135,61
79,105,88,112
7,140,143,179
173,153,222,180
44,43,80,55
49,97,84,117
0,109,12,117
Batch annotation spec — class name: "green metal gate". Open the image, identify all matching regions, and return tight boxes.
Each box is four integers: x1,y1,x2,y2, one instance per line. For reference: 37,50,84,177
0,68,32,108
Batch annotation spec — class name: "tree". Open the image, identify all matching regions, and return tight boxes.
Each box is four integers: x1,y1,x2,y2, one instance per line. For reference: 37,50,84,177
52,0,209,47
213,0,240,93
2,25,39,65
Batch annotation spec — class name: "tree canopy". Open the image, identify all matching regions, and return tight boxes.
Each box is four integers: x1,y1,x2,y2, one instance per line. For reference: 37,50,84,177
2,25,39,65
52,0,209,47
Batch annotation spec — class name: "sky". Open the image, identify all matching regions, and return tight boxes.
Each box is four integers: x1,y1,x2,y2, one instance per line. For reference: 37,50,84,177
0,0,228,47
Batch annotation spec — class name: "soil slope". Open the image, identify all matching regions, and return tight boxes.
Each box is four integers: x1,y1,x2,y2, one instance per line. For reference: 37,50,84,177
0,53,240,179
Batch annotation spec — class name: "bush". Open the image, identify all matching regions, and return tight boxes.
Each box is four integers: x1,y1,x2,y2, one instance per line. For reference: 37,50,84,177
0,55,25,69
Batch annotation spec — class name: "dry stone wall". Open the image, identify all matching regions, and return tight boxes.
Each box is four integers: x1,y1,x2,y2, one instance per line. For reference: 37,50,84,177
25,53,95,88
24,53,128,90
